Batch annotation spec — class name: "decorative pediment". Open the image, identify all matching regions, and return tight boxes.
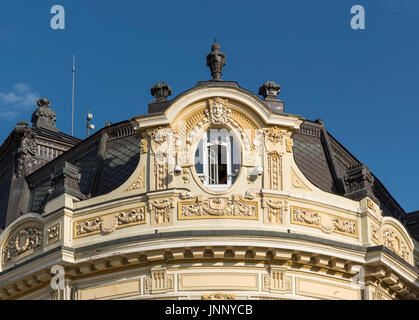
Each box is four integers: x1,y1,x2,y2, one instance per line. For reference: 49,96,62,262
2,227,43,264
380,218,413,263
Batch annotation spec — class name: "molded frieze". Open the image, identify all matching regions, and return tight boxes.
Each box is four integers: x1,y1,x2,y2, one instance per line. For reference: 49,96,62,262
178,196,258,220
74,206,146,238
291,206,358,238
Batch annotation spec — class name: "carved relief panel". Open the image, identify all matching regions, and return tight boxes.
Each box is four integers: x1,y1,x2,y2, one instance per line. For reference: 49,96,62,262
3,227,43,264
264,126,284,190
291,206,358,238
262,198,288,224
74,206,146,238
178,196,258,220
148,127,175,191
150,198,175,225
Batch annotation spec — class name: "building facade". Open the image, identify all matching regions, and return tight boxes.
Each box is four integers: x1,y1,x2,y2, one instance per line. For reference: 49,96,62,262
0,41,418,300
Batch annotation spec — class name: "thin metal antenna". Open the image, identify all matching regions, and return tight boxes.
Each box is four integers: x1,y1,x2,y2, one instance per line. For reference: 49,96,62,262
71,54,76,136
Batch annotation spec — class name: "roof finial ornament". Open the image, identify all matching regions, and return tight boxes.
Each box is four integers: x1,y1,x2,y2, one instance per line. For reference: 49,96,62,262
206,39,226,81
31,98,59,131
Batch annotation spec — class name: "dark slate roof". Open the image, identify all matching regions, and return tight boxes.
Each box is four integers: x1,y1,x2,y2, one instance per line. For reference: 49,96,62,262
292,119,418,241
31,127,81,145
26,121,141,212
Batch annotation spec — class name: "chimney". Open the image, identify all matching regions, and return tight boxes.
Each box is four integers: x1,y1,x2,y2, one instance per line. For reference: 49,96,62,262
258,81,284,113
148,82,172,113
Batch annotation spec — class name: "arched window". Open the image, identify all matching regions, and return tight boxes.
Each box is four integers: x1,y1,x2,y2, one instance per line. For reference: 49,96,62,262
194,128,241,191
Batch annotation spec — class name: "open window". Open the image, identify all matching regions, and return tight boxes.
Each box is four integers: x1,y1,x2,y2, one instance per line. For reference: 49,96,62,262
194,128,241,191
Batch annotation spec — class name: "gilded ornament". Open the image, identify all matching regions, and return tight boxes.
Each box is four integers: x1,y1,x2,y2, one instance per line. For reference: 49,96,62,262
141,139,148,153
285,138,293,153
46,223,60,245
3,227,43,263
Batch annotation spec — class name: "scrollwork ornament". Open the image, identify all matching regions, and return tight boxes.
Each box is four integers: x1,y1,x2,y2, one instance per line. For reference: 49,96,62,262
3,228,43,263
180,196,257,219
382,229,410,262
292,207,357,237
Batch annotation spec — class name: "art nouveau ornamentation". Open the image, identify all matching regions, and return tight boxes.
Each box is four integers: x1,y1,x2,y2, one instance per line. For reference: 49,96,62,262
154,154,168,190
205,97,231,124
125,167,145,191
150,199,175,224
184,98,255,168
263,126,284,190
144,277,152,294
141,139,148,153
285,138,293,153
367,199,377,213
46,223,60,245
291,207,358,238
3,227,43,263
291,168,311,191
178,196,258,220
382,228,410,262
149,127,174,190
145,269,173,293
166,274,174,291
267,152,282,190
202,293,235,300
15,125,38,178
75,207,146,237
262,198,288,224
182,168,189,184
263,269,292,293
370,224,380,244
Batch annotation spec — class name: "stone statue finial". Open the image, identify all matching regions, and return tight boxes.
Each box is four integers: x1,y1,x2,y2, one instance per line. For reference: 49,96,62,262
150,82,172,103
31,98,58,131
206,39,226,81
36,97,51,108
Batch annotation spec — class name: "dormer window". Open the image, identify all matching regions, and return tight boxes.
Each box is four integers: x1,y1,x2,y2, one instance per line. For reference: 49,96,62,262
194,128,241,191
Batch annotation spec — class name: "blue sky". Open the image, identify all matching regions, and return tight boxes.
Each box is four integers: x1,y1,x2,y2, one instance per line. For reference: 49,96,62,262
0,0,418,213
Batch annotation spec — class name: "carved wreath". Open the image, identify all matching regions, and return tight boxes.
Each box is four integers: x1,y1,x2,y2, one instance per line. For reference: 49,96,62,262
3,228,43,263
